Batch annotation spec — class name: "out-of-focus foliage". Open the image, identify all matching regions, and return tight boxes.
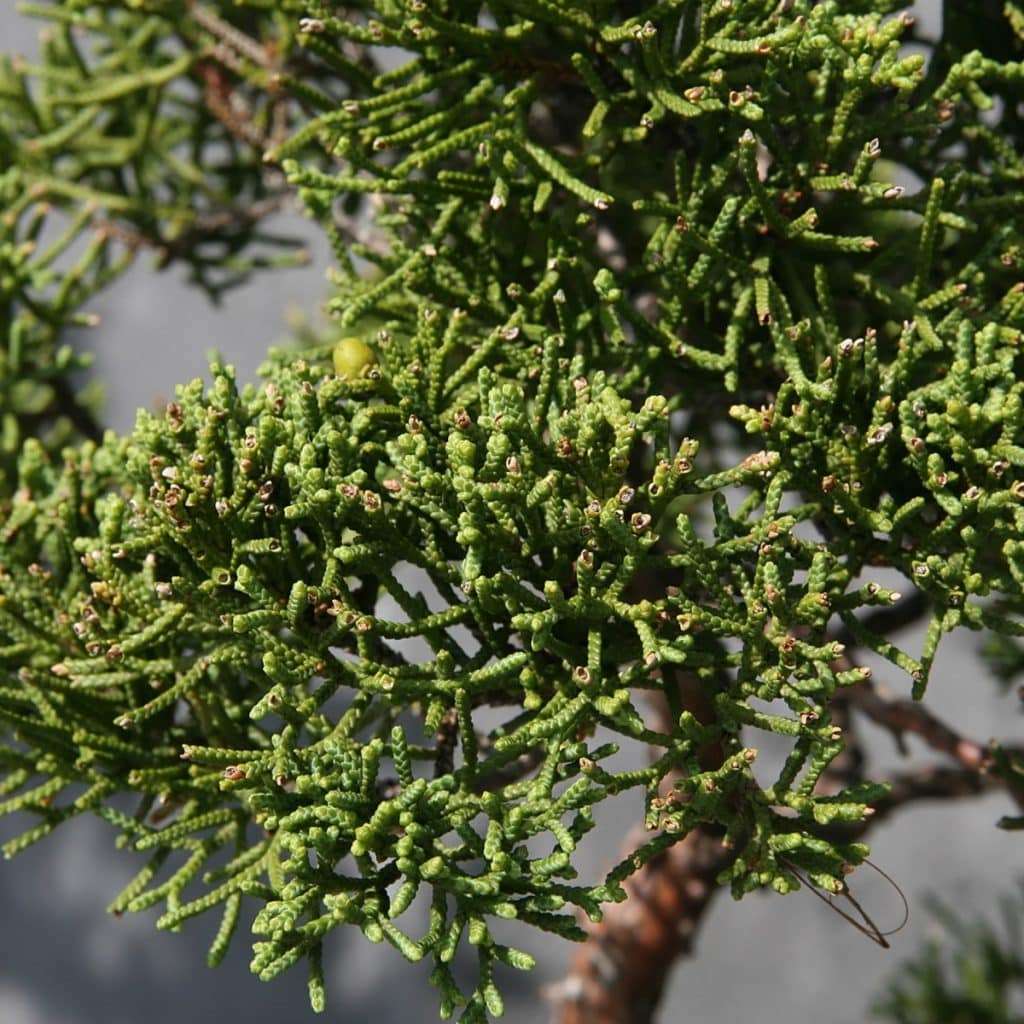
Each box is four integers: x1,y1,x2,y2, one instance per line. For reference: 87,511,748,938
0,0,322,490
873,885,1024,1024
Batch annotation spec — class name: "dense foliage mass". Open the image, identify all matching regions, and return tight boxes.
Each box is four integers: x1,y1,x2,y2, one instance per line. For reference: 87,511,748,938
1,1,1023,1018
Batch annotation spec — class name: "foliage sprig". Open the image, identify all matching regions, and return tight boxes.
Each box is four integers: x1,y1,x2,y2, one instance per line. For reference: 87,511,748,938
2,0,1024,1019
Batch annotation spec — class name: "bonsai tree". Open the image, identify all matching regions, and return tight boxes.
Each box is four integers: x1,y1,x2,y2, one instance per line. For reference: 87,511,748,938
2,1,1023,1021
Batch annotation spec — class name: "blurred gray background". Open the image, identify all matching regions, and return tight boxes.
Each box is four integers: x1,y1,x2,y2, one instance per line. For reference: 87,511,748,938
4,4,1022,1023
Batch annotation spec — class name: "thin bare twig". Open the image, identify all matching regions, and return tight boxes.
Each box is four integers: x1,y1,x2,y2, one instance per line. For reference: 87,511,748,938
188,1,274,68
92,194,290,268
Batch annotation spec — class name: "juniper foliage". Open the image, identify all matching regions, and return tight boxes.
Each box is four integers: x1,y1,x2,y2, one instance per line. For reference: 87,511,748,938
1,1,1023,1019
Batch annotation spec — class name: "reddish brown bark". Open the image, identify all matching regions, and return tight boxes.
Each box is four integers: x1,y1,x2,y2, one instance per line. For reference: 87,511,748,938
548,823,733,1024
548,643,1024,1024
549,666,733,1024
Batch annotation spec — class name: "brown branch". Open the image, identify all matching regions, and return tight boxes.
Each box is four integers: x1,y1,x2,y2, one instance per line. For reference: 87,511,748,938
824,676,1024,822
872,762,998,820
549,654,1023,1024
549,754,1013,1024
93,194,290,269
188,1,275,68
547,582,1018,1024
820,763,1007,849
840,680,992,771
550,668,730,1024
195,59,270,149
547,823,733,1024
